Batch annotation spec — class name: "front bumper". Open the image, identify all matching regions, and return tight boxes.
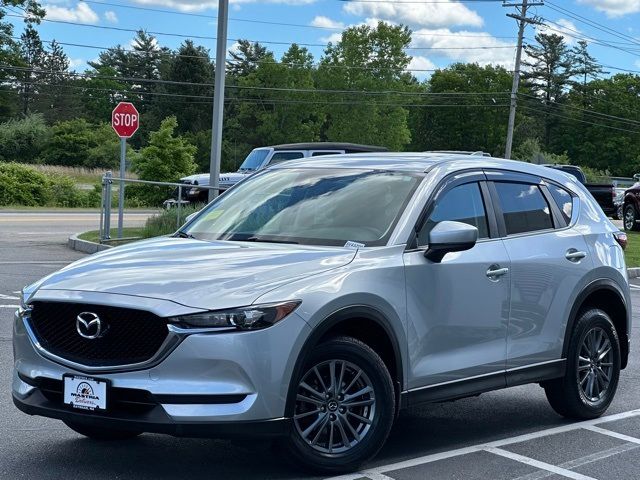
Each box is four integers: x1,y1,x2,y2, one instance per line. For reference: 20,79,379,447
13,306,311,432
12,381,289,438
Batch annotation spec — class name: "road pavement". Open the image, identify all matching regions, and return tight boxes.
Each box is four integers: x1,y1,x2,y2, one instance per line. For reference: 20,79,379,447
1,212,640,479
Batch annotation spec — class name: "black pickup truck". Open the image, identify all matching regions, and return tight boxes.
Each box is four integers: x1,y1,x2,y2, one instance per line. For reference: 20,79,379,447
544,165,616,217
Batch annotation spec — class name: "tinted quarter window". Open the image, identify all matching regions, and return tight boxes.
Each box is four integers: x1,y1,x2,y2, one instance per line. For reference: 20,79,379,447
418,182,489,245
548,184,573,224
268,152,305,165
494,182,553,235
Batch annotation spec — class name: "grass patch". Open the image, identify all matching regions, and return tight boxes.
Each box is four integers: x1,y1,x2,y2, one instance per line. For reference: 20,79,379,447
78,205,202,245
625,231,640,268
29,165,138,185
78,228,144,244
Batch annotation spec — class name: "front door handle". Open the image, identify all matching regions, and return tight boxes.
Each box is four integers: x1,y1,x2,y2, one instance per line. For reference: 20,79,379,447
566,249,587,262
486,265,509,280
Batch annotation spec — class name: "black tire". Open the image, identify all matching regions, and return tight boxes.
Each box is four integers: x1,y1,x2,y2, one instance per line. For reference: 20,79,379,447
285,336,395,474
624,205,640,231
544,308,621,420
64,421,142,441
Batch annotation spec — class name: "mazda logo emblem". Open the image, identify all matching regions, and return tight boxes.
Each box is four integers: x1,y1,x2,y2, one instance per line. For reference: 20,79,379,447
76,312,103,340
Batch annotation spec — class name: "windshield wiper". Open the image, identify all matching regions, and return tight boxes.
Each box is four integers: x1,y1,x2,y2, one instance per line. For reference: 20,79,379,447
245,236,299,245
175,230,196,239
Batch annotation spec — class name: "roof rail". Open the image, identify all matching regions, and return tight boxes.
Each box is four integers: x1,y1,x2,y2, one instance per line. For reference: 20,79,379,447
426,150,491,157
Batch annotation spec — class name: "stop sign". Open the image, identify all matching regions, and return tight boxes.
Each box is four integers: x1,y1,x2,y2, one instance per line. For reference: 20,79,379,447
112,102,139,138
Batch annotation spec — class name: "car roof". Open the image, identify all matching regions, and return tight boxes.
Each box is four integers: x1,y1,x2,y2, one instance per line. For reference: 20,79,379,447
273,152,579,183
259,142,389,152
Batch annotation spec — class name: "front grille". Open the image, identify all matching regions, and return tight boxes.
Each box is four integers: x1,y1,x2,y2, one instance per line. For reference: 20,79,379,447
28,301,169,367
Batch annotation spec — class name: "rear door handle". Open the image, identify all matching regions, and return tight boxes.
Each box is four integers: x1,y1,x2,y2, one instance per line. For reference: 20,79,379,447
566,250,587,262
486,265,509,279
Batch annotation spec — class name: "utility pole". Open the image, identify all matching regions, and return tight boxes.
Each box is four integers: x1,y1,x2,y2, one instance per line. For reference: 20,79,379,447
504,0,543,159
209,0,229,202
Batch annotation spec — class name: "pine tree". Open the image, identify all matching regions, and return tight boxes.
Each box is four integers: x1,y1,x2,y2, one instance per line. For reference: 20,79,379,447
522,33,574,149
570,40,606,104
227,40,269,78
18,25,46,114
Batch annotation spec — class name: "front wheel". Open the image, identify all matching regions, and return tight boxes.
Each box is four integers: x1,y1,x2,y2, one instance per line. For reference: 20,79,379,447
624,205,640,231
544,308,620,419
285,336,395,474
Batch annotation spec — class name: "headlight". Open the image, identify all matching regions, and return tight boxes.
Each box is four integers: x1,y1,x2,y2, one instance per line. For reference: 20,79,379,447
169,301,301,331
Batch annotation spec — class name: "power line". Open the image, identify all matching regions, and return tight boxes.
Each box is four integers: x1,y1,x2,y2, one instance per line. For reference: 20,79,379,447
0,64,513,97
6,14,518,50
518,104,640,134
78,0,518,39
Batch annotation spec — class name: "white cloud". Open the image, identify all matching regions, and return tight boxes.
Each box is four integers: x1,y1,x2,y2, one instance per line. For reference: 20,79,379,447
104,10,118,23
320,32,342,44
342,0,483,29
536,18,580,45
408,55,436,80
311,15,344,30
577,0,640,17
68,58,85,69
131,0,315,12
410,28,516,68
43,2,99,23
635,59,640,69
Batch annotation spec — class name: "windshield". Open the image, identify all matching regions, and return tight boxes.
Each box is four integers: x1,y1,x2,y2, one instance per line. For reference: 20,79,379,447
239,149,270,171
185,168,422,247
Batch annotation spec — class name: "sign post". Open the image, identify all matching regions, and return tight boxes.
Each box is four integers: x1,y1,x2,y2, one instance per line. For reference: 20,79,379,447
111,102,139,239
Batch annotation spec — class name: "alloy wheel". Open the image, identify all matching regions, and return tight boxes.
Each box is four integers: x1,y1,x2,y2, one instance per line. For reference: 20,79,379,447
625,208,635,230
293,360,376,454
578,327,614,404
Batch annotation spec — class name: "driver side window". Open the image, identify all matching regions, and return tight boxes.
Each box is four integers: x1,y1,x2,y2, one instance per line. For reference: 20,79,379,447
418,182,489,246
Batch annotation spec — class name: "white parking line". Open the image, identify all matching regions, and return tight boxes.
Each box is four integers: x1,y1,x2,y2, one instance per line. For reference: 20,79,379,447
0,261,72,265
0,294,19,300
484,447,596,480
327,409,640,480
629,285,640,291
583,425,640,445
0,305,19,309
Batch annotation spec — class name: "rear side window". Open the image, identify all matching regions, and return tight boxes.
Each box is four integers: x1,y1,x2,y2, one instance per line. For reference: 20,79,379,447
418,182,489,245
548,184,573,224
268,152,305,165
494,182,553,235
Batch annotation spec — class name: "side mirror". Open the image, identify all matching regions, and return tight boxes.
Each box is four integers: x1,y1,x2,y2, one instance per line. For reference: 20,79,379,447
425,221,478,263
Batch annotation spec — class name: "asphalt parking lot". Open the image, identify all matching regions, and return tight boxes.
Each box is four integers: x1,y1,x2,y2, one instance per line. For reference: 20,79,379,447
2,212,640,479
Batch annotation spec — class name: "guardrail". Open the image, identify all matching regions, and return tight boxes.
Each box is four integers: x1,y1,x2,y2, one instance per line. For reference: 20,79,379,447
99,172,219,243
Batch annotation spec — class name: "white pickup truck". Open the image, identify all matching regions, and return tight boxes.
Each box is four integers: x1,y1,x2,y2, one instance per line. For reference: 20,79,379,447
176,142,388,204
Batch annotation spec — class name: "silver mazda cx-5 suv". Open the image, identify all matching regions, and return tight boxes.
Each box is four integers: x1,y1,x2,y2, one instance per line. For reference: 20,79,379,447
13,153,631,473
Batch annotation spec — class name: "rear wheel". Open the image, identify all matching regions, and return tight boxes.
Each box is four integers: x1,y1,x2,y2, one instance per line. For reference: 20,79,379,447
544,308,620,419
624,205,640,231
64,421,142,441
285,336,395,474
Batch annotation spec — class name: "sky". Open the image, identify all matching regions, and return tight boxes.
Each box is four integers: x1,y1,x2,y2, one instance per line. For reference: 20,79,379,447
7,0,640,80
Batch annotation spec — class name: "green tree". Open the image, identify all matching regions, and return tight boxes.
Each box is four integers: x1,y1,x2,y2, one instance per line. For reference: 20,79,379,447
228,40,269,78
232,44,323,148
133,116,196,182
570,40,606,96
81,66,127,120
17,24,45,114
0,113,50,162
410,63,513,155
150,40,213,135
522,33,574,150
317,22,413,150
40,119,123,168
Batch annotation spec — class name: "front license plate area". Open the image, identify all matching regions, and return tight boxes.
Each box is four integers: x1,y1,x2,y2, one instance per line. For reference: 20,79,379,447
63,375,108,411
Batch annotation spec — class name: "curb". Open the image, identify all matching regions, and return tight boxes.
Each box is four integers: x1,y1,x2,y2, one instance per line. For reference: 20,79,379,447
67,233,113,254
628,268,640,279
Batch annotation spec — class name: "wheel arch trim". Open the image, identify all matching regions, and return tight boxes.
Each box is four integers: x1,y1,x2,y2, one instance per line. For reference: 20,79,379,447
563,278,629,367
284,305,404,416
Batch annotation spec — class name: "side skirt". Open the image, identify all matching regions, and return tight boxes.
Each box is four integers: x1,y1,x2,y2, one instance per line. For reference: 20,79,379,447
401,359,566,408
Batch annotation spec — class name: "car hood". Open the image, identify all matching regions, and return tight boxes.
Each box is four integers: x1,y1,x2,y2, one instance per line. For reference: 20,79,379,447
30,237,357,311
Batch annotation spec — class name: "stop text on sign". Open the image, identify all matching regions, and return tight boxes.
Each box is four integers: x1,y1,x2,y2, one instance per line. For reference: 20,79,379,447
113,113,138,127
111,102,140,138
